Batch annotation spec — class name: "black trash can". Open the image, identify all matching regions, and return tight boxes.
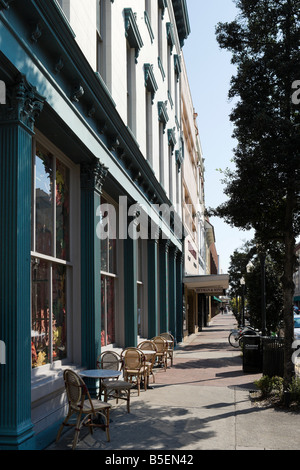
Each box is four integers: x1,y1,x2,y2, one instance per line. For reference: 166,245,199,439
262,336,284,377
243,335,262,373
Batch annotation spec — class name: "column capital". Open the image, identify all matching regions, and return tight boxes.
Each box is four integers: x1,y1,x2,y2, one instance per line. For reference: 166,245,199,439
0,74,45,131
80,159,108,194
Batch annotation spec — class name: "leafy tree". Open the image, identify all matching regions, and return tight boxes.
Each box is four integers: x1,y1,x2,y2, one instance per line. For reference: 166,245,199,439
212,0,300,387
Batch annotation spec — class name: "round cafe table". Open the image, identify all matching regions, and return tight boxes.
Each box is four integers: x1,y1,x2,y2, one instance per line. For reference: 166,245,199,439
80,369,121,380
79,369,121,399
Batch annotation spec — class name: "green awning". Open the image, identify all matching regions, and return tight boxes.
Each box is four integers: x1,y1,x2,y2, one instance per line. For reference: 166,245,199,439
213,296,222,302
294,296,300,301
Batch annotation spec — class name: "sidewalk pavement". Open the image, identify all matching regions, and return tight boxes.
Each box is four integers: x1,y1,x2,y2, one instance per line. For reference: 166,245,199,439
48,313,300,451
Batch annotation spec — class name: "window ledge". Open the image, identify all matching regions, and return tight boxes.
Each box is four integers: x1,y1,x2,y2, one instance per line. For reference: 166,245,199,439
31,363,83,403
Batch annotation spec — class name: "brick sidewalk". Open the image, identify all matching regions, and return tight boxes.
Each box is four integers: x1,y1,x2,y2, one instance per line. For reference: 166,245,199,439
155,312,261,390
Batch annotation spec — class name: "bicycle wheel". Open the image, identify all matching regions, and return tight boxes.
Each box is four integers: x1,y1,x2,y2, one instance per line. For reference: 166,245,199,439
228,331,240,348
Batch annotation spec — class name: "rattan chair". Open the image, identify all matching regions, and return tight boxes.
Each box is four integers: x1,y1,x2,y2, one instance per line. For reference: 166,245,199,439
97,351,132,412
137,340,157,384
160,332,175,366
121,347,148,395
56,369,111,450
152,336,168,371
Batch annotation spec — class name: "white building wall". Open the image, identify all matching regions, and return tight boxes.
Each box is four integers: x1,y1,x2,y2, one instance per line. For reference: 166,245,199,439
64,0,182,209
70,0,97,69
181,54,206,275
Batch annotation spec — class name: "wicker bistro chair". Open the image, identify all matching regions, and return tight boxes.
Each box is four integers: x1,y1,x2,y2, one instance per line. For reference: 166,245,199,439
97,351,132,413
160,332,175,367
137,340,157,384
151,336,168,371
121,347,148,395
56,369,111,450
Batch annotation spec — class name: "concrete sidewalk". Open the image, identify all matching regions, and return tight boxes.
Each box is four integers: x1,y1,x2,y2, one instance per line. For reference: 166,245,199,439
48,313,300,451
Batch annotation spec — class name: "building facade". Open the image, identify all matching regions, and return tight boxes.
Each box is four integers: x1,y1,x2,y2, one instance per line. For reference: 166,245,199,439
180,55,228,334
0,0,190,449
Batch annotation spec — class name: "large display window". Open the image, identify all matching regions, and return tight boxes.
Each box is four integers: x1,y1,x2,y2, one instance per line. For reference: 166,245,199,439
100,196,117,347
31,143,71,368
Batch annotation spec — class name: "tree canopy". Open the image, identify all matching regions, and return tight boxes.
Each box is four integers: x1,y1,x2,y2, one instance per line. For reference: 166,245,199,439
212,0,300,386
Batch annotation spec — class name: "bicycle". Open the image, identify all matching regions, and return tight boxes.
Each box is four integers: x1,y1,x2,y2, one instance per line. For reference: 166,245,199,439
228,325,260,348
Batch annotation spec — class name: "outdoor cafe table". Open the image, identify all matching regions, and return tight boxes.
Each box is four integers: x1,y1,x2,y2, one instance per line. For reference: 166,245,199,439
79,369,121,399
140,350,156,356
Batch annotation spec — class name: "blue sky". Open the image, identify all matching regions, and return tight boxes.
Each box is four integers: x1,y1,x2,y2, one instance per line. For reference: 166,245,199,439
183,0,254,274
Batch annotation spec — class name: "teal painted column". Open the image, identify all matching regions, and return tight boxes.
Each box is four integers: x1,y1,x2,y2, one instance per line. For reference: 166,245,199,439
176,250,184,343
159,239,169,333
80,160,107,370
147,238,159,338
168,245,177,339
0,76,44,449
124,232,138,347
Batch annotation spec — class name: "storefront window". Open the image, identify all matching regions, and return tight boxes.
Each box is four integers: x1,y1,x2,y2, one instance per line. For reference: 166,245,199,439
56,158,70,260
34,149,70,260
35,151,53,256
31,143,70,368
137,238,144,336
31,260,67,367
100,196,117,347
101,275,115,346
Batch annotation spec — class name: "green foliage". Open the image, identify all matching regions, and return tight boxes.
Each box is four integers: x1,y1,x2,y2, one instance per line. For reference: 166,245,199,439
287,377,300,404
254,375,300,406
212,0,300,239
213,0,300,385
254,375,284,398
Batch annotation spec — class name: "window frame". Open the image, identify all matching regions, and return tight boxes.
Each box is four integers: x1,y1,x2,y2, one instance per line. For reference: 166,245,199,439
31,133,75,374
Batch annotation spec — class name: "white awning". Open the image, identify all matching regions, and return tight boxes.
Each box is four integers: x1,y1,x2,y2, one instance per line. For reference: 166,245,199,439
183,274,229,295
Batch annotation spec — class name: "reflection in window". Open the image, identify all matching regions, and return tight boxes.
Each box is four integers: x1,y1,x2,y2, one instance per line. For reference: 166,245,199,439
56,159,70,260
101,196,117,347
34,149,70,260
32,143,70,369
137,239,144,336
52,263,67,362
31,260,67,368
35,151,53,256
101,276,115,347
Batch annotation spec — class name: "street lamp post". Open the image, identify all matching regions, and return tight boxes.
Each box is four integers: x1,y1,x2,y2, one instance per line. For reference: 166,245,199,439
240,277,245,327
259,252,267,336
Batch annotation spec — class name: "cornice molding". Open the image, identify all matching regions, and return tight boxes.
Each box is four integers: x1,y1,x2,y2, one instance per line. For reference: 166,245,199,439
171,0,191,47
168,127,177,154
166,22,175,52
174,54,181,81
158,0,167,19
144,63,158,103
158,101,169,133
124,8,143,63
